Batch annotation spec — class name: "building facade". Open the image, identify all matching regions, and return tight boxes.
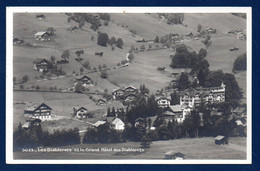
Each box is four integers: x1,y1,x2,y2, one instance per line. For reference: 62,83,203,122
180,82,225,108
33,58,50,73
24,103,52,120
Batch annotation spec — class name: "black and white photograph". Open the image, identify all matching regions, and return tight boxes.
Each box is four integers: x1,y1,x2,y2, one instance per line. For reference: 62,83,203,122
6,7,252,164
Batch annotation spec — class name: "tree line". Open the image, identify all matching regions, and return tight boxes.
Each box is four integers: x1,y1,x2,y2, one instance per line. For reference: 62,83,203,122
13,123,80,150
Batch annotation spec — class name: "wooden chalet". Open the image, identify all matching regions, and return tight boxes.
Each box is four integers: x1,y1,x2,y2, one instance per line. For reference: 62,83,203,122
97,99,106,106
34,31,50,41
24,103,52,120
73,106,88,119
33,58,50,73
124,86,138,94
75,75,94,86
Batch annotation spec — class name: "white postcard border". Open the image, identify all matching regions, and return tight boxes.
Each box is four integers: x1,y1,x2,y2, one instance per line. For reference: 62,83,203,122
6,7,252,164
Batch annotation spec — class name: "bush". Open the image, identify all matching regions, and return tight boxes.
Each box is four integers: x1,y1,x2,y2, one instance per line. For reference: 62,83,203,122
233,53,246,71
129,29,137,35
116,38,124,48
35,86,40,91
97,33,109,46
100,71,108,79
99,13,110,21
111,46,115,51
22,75,29,83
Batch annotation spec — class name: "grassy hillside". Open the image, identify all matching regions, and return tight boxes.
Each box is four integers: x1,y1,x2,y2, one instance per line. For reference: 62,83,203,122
13,13,247,132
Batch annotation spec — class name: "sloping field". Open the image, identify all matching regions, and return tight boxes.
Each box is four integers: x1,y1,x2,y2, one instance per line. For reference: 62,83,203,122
107,49,175,93
183,13,246,35
110,13,189,39
13,91,99,127
13,137,246,160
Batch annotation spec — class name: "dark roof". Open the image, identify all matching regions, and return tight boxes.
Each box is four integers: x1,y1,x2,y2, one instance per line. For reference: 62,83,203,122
74,106,88,112
33,58,49,64
25,103,52,112
67,26,78,31
164,151,185,157
75,75,91,80
13,38,20,41
175,152,185,157
106,117,115,123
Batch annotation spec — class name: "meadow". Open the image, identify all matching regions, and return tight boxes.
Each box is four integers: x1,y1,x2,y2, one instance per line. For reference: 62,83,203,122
13,137,246,160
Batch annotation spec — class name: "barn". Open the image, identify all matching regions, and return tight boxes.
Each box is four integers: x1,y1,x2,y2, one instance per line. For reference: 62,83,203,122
214,135,228,145
34,31,50,41
164,151,185,160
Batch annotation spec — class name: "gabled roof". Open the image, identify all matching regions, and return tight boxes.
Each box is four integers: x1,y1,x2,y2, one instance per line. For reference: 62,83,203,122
33,58,49,64
93,121,106,127
169,105,182,112
215,135,225,140
75,75,91,80
165,150,175,155
74,106,88,112
156,96,171,101
98,99,106,102
22,121,31,129
163,111,175,116
13,38,20,41
67,26,78,31
34,31,48,36
135,117,145,122
112,118,124,125
124,85,138,91
25,103,52,111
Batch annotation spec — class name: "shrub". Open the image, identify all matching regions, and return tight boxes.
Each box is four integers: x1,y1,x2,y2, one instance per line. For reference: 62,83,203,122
129,29,137,35
22,75,29,83
233,53,246,71
97,33,109,46
35,85,40,91
116,38,124,48
111,46,115,51
100,71,108,79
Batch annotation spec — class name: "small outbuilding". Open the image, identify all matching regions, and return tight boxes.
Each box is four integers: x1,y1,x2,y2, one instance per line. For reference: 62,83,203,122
214,135,228,145
36,14,46,19
164,151,185,160
34,31,51,41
